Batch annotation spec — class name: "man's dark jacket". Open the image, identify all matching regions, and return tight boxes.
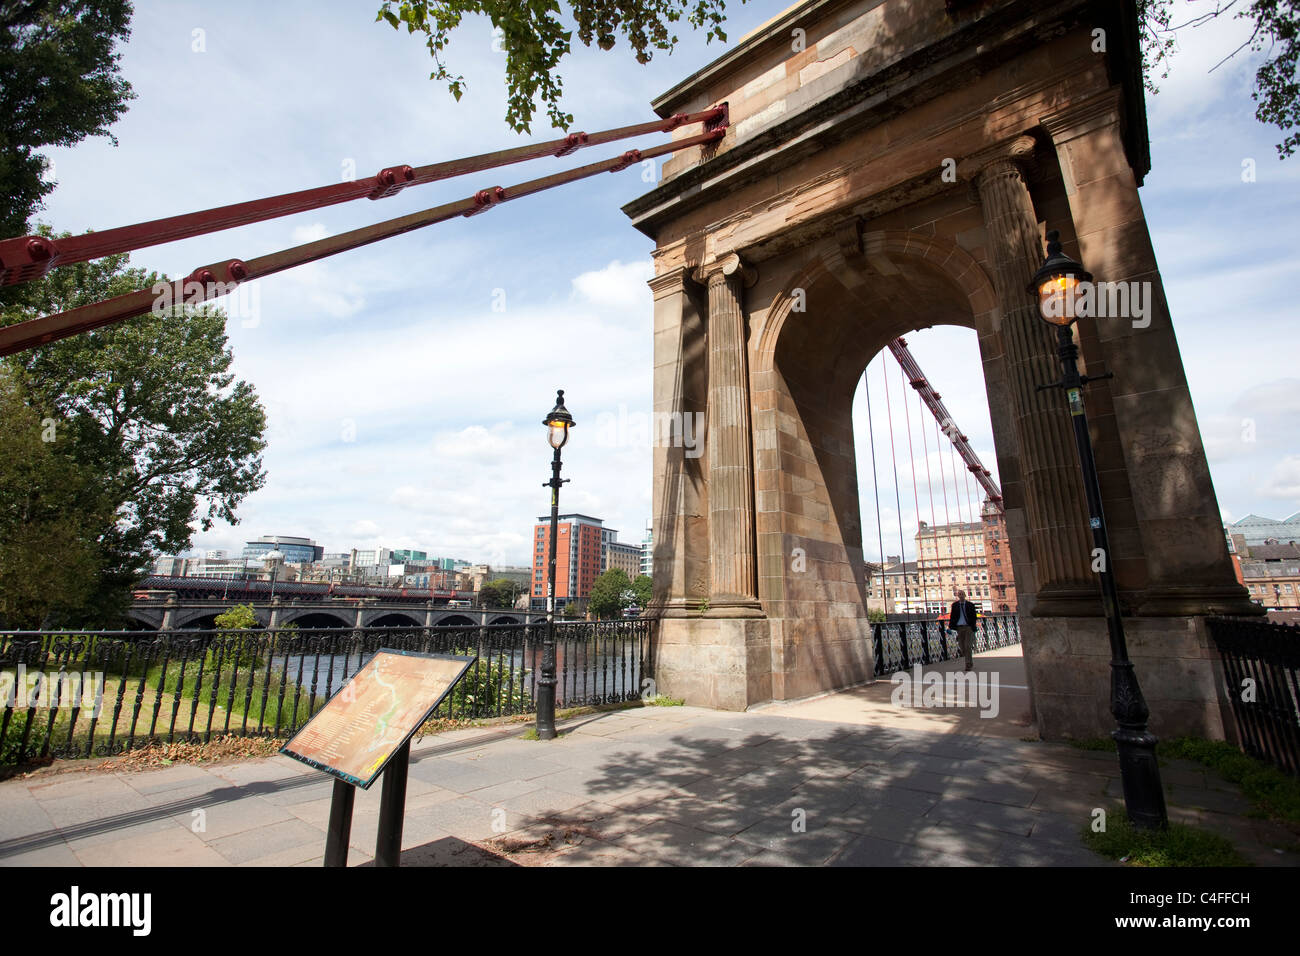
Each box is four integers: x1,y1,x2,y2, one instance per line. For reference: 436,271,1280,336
948,599,979,629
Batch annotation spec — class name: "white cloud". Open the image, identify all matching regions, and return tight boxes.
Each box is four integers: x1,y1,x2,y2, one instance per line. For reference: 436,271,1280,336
1257,456,1300,501
571,259,654,312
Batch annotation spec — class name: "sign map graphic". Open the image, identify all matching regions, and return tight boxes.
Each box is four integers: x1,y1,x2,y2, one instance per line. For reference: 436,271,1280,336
280,649,475,788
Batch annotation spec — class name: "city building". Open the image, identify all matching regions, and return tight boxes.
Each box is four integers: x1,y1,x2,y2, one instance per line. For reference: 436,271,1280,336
1225,513,1300,548
350,547,393,570
641,522,653,578
391,549,428,564
915,516,991,612
243,535,324,565
865,558,922,614
607,541,643,579
531,514,641,609
863,500,1010,615
1231,539,1300,613
981,500,1017,612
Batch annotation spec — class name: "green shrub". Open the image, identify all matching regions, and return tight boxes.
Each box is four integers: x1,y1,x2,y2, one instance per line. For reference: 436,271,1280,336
444,656,531,718
1082,809,1247,867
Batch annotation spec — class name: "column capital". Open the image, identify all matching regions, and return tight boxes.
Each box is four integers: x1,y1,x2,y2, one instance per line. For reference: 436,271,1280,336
959,134,1040,188
694,252,758,288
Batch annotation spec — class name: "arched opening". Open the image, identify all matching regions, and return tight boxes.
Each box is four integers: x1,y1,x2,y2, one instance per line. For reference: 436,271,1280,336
369,612,421,628
489,615,517,625
750,232,1021,701
289,612,350,629
436,615,476,627
852,326,1008,621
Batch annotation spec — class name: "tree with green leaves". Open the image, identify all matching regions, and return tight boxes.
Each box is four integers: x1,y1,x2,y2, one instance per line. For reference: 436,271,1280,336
477,576,519,608
587,567,632,620
0,1,136,238
0,367,111,629
631,573,652,609
213,603,258,630
1,237,268,626
375,0,744,132
1142,1,1297,158
377,1,1299,161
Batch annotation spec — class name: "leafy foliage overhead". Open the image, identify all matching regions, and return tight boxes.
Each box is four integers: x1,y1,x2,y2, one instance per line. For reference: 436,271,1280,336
1141,0,1300,158
0,0,136,237
375,0,743,132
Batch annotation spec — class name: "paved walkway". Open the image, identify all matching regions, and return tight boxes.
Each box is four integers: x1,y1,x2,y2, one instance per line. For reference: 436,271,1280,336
1,647,1295,867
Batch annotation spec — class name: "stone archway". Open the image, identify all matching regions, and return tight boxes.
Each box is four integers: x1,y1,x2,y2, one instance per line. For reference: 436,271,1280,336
624,0,1256,738
746,229,1027,703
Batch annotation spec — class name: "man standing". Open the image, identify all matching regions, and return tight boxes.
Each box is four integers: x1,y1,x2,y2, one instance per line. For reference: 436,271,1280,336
948,589,979,671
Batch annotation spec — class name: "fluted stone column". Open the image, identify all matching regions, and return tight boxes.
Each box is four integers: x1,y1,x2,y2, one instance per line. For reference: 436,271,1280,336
648,266,709,615
700,254,762,612
974,142,1096,613
1041,92,1258,617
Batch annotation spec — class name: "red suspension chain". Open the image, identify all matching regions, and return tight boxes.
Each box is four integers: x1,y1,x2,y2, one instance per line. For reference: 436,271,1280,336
0,126,724,357
0,106,727,288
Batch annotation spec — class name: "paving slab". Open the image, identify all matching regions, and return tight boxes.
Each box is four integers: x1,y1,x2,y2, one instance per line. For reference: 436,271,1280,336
1,656,1292,868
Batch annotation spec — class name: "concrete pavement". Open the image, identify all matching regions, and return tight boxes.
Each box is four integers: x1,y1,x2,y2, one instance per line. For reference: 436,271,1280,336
1,647,1295,867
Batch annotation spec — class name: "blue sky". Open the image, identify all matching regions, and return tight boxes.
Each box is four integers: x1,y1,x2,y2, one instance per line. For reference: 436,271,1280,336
31,1,1300,567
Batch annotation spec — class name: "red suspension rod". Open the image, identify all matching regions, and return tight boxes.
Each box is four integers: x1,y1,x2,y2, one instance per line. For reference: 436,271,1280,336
0,106,726,288
886,336,1004,514
0,128,723,357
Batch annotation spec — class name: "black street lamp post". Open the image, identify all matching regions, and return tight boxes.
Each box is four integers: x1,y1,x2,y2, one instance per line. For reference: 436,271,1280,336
537,390,575,740
1030,230,1168,830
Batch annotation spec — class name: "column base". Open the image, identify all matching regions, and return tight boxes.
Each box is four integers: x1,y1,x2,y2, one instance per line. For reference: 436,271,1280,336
1030,584,1109,617
1136,584,1264,618
1020,615,1231,741
704,596,766,618
650,615,772,710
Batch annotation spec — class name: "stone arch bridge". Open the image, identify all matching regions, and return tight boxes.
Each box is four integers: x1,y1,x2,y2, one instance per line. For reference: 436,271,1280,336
128,598,542,632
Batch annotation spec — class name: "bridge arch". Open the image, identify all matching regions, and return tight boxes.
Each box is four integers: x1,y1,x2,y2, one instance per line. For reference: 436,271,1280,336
630,0,1254,737
364,610,423,628
281,609,352,629
743,231,1020,702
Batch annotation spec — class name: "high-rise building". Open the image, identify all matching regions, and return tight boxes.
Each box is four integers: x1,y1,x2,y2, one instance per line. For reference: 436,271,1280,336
531,514,606,607
641,522,653,578
530,515,642,608
350,547,393,570
243,535,324,565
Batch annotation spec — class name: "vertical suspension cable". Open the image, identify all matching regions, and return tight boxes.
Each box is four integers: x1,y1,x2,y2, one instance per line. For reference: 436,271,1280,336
897,359,925,614
933,417,952,597
933,418,952,529
882,359,910,613
948,441,966,526
917,385,939,612
864,362,888,615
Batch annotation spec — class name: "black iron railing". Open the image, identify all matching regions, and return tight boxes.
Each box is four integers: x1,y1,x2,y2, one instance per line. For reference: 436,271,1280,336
872,613,1021,677
0,621,652,766
1207,616,1300,776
